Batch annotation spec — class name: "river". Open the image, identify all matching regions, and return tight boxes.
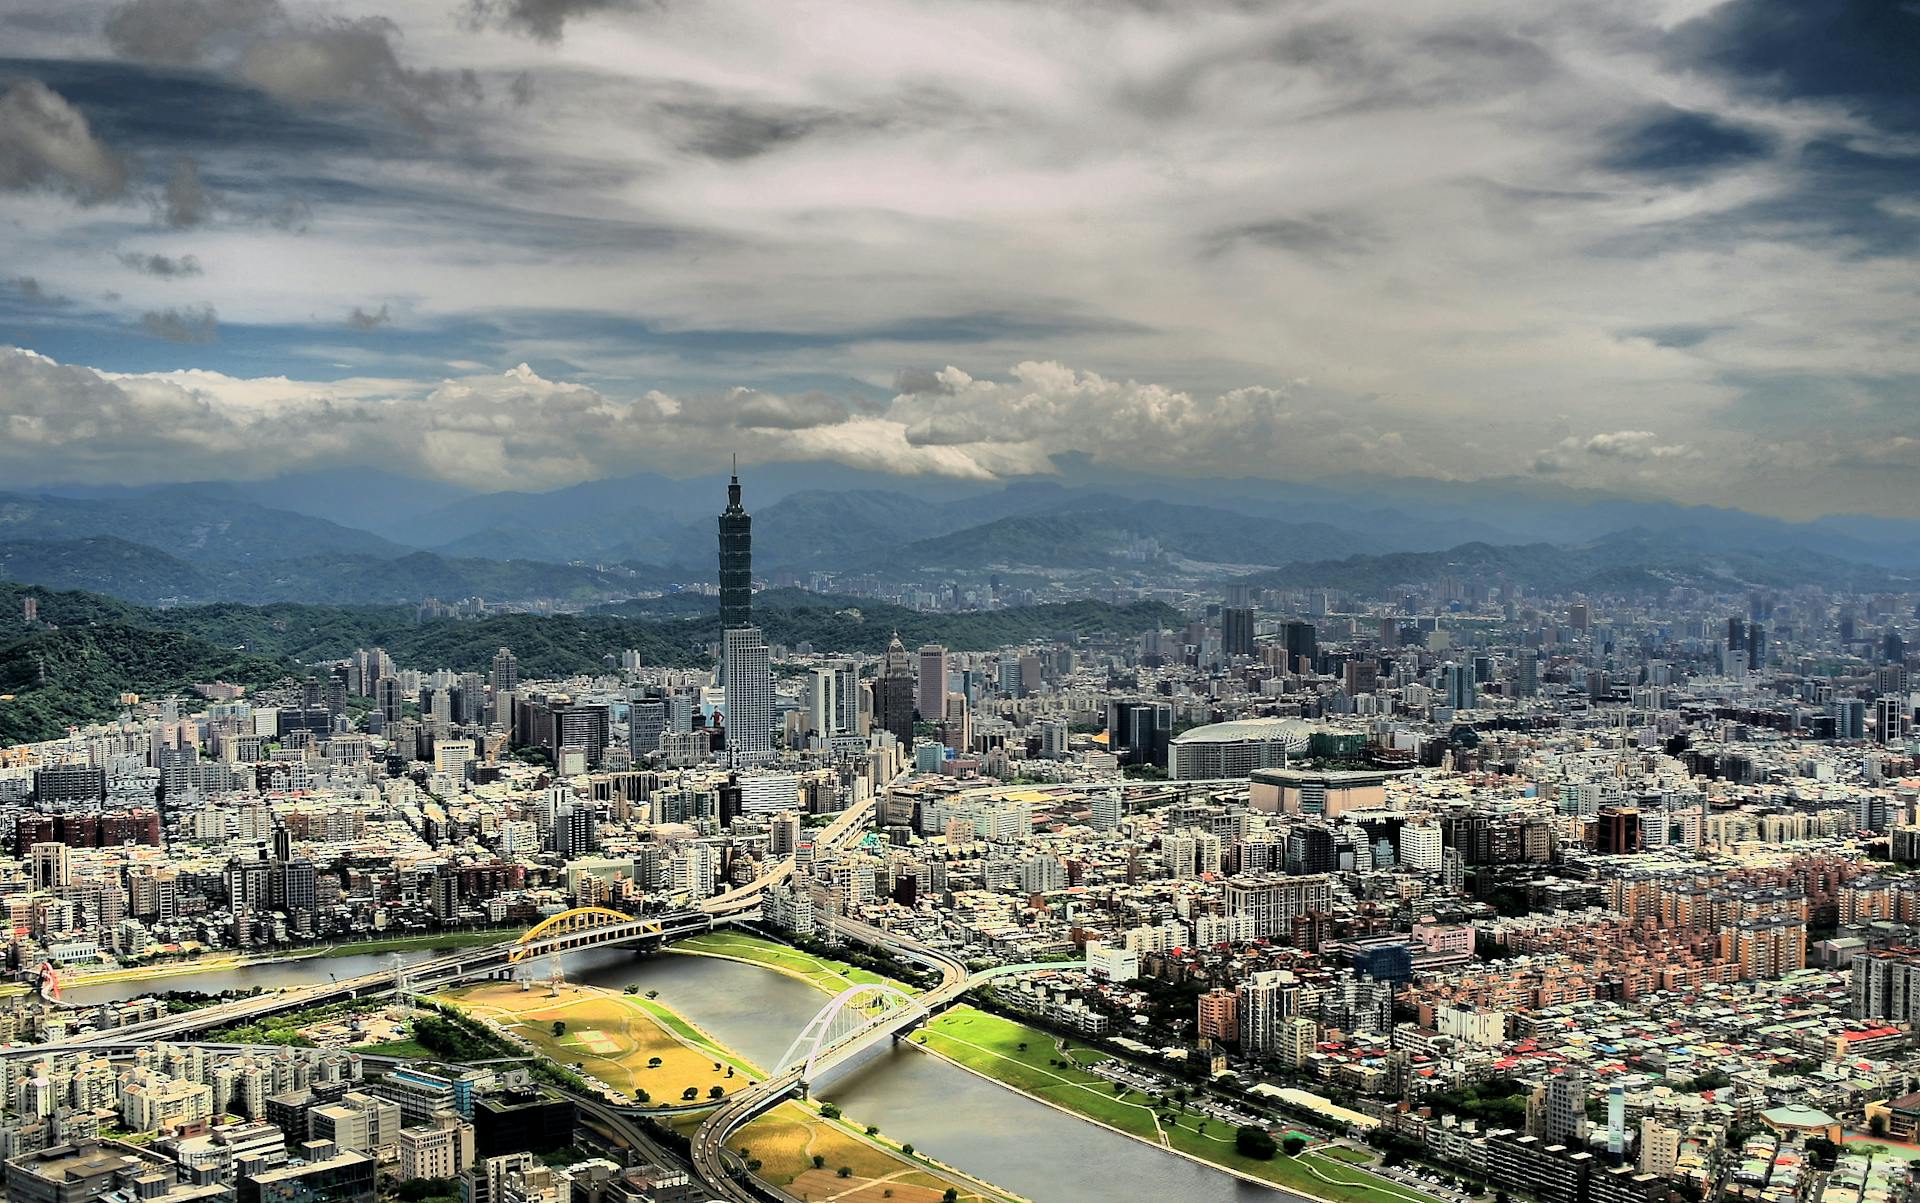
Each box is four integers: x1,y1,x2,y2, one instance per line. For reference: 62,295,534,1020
66,945,1281,1203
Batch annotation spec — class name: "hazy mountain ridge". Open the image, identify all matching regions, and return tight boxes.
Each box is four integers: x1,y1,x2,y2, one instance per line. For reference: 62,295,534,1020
0,537,664,606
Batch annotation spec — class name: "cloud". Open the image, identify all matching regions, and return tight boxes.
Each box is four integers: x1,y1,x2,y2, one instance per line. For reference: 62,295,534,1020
0,0,1915,516
464,0,638,42
160,156,214,228
118,251,204,278
346,303,392,329
0,81,130,203
4,277,71,306
103,0,473,127
138,306,219,342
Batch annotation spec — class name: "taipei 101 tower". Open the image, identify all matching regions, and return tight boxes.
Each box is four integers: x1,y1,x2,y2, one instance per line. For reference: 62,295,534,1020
717,460,752,631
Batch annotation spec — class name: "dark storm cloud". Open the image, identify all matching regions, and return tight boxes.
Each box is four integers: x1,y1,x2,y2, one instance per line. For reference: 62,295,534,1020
1602,108,1772,179
0,80,130,203
463,0,644,42
118,251,203,277
346,304,392,329
663,101,839,162
138,305,218,342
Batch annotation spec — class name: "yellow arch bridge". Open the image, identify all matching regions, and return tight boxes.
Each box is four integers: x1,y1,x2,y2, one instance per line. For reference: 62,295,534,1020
507,906,706,964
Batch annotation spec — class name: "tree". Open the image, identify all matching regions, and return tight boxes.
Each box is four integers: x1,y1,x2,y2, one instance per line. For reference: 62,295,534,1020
635,1089,650,1104
1806,1136,1839,1170
1236,1126,1277,1160
646,990,659,999
820,1104,842,1120
647,1057,662,1068
681,1087,698,1101
551,1021,566,1038
812,1156,826,1169
943,1191,959,1203
1017,1042,1028,1052
837,1167,852,1179
1871,1114,1888,1138
866,1124,880,1136
902,1144,914,1156
709,1085,725,1099
624,984,639,994
1282,1135,1308,1157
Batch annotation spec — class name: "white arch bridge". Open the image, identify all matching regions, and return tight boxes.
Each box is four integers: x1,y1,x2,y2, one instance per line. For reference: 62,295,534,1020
775,983,926,1090
689,920,968,1201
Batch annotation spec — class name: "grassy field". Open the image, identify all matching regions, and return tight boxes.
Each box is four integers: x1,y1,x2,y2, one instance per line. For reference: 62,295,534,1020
321,929,515,957
916,1007,1435,1203
671,930,916,996
736,1101,1011,1203
441,983,752,1104
353,1038,436,1059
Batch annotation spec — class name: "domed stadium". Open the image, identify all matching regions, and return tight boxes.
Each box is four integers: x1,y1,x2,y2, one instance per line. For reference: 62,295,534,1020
1168,717,1316,780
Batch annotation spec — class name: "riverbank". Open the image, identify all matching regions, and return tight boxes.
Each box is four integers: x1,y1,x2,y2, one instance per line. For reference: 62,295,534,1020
912,1005,1438,1203
668,929,918,996
444,943,1012,1203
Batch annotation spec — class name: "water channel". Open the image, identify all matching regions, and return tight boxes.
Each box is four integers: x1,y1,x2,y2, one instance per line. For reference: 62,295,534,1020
66,946,1282,1203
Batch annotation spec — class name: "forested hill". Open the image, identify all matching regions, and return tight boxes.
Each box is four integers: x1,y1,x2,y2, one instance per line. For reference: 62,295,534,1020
0,582,1180,743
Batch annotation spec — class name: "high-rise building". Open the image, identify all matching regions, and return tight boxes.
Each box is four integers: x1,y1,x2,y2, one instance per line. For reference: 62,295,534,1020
717,468,752,633
489,648,518,698
1443,662,1476,711
1878,695,1910,745
1280,621,1317,673
722,626,773,766
916,644,947,719
807,668,838,740
1221,607,1255,658
1517,650,1540,698
873,635,916,750
832,659,861,736
629,696,666,757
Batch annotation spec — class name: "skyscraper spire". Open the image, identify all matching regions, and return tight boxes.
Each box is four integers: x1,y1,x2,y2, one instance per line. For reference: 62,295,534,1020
718,465,752,631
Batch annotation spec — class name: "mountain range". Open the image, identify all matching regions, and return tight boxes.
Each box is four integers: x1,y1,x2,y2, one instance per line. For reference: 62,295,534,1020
3,461,1917,606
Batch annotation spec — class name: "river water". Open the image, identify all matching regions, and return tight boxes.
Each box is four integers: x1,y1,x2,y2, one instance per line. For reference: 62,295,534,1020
67,945,1281,1203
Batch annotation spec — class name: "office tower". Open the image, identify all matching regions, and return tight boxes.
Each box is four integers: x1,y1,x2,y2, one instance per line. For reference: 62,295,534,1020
873,635,916,749
1108,700,1172,768
489,647,518,697
376,677,405,724
1221,607,1255,658
1517,650,1540,698
808,668,838,739
1748,622,1766,670
832,659,861,735
722,626,773,766
629,696,667,757
1568,602,1591,631
717,467,752,632
1443,661,1475,711
1280,621,1317,672
943,692,972,753
917,644,947,718
1830,697,1867,741
30,841,70,891
1878,695,1910,745
1888,631,1909,663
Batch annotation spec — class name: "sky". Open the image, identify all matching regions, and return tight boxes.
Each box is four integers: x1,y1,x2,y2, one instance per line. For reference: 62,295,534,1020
0,0,1916,518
